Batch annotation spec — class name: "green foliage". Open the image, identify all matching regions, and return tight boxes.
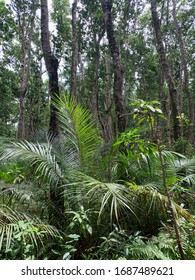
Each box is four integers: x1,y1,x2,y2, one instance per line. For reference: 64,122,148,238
173,136,195,157
53,94,102,173
1,96,195,259
84,227,170,260
0,1,15,45
130,99,166,131
62,234,80,260
0,162,24,184
0,65,18,137
83,218,195,260
0,205,60,260
67,206,93,238
0,140,63,186
51,0,71,58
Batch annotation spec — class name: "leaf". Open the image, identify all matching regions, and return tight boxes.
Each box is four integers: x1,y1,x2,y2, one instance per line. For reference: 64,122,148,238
137,116,146,124
63,252,71,260
68,234,80,240
146,105,155,112
86,224,93,235
156,108,163,114
0,205,60,251
53,94,102,173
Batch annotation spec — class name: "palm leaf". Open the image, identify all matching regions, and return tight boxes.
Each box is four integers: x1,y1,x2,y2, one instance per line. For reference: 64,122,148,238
0,140,63,185
128,183,195,224
65,173,139,224
0,205,60,251
53,94,102,173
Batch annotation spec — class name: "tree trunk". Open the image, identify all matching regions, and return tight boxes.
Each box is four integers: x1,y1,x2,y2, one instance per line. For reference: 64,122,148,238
41,0,60,137
37,60,42,131
70,0,78,101
92,27,105,133
41,0,64,229
28,97,35,139
104,53,113,142
100,0,126,134
17,7,36,139
172,0,194,143
151,0,180,142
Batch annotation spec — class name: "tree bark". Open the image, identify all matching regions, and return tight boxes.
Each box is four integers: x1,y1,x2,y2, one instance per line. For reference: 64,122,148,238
104,53,113,142
17,6,36,139
92,27,105,133
41,0,60,137
41,0,64,229
28,97,35,139
37,60,42,131
70,0,78,101
151,0,180,142
172,0,194,143
100,0,126,134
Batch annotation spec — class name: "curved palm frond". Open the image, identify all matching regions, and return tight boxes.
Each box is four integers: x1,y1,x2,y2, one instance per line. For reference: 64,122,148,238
0,140,63,185
0,187,32,209
0,205,60,252
128,183,195,224
174,157,195,177
65,173,139,224
53,94,102,173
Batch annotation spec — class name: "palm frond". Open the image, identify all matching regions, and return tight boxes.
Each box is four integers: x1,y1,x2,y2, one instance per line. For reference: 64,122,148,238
65,173,139,224
0,140,63,185
53,94,102,172
128,183,195,224
0,205,60,252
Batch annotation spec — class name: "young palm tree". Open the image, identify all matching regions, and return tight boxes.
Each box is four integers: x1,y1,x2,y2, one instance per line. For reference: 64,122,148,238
0,95,138,230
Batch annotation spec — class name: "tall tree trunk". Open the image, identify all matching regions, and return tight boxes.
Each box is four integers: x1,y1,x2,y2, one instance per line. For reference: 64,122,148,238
41,0,64,229
41,0,60,137
100,0,126,134
77,53,85,104
172,0,194,143
92,28,105,134
28,97,35,139
37,60,42,131
17,7,36,139
104,53,113,142
151,0,180,142
70,0,78,101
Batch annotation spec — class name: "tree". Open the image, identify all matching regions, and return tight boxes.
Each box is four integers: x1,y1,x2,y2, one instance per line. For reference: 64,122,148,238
10,0,38,139
100,0,126,134
41,0,63,226
70,0,79,101
41,0,60,137
78,0,112,140
0,64,18,137
171,0,194,143
150,0,180,142
0,2,18,137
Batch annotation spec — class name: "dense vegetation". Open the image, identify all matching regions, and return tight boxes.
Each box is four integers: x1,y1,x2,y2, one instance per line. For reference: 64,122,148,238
0,0,195,260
